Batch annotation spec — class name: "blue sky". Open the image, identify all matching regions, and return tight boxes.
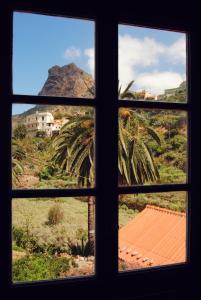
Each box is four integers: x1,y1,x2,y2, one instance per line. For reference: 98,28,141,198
13,13,186,115
13,12,95,95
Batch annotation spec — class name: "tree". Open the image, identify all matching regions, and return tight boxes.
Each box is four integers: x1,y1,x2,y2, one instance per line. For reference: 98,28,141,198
118,108,160,185
13,124,27,140
52,111,95,252
52,82,160,251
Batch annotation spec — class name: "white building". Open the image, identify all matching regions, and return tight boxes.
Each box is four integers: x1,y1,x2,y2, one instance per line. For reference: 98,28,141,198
25,111,67,136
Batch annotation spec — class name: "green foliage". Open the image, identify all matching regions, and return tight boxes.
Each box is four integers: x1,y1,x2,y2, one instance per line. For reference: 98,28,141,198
12,225,45,254
118,108,160,185
47,204,64,225
12,138,26,186
119,192,186,215
37,141,48,152
13,124,27,140
36,130,46,138
52,113,95,187
67,228,93,257
12,147,27,161
39,165,59,180
12,254,75,282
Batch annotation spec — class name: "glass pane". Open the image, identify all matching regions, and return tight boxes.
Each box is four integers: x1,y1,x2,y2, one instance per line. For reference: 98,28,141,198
12,196,95,283
119,192,187,272
118,108,187,186
13,12,95,98
12,104,95,189
119,25,187,102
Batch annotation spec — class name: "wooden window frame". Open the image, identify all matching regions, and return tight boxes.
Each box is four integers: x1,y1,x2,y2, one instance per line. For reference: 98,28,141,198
0,2,200,300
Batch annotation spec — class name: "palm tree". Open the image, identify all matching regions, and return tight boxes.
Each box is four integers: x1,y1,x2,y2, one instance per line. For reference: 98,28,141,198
52,110,95,252
118,80,136,100
119,108,160,185
52,81,160,251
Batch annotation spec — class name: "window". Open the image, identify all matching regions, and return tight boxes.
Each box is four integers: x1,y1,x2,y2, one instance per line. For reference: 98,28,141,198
0,3,199,300
11,12,96,283
118,25,188,272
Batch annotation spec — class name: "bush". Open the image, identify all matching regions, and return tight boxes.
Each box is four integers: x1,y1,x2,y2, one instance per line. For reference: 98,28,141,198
47,204,64,225
12,147,27,161
67,228,93,257
13,124,27,140
39,165,59,180
67,240,92,257
36,130,47,138
13,226,24,247
12,226,45,254
12,254,75,282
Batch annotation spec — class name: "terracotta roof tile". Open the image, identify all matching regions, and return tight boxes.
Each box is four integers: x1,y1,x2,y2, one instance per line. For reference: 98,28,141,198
119,205,186,268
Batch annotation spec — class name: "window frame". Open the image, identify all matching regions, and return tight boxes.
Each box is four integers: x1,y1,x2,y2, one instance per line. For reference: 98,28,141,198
0,2,199,300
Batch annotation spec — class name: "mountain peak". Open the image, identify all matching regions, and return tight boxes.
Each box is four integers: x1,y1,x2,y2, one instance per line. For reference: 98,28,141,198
39,63,94,98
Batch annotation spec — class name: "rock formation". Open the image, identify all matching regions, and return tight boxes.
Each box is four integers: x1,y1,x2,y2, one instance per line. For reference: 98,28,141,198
38,63,94,98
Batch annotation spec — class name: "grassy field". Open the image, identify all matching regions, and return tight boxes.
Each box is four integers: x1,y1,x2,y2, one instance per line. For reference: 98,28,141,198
13,193,186,244
12,197,89,244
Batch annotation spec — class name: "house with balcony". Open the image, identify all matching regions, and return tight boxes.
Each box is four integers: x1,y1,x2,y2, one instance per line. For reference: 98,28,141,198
25,111,68,136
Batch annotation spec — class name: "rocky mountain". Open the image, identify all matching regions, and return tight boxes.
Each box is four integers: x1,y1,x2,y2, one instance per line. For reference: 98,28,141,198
39,63,94,98
13,63,95,121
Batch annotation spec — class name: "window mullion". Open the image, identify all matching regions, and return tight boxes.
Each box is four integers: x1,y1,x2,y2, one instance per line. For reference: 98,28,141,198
0,5,13,289
95,15,118,286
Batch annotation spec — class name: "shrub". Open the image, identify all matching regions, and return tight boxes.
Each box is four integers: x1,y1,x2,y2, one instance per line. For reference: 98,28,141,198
67,228,93,257
13,226,24,246
37,141,48,152
12,147,27,161
67,240,92,257
47,204,64,225
46,244,66,256
39,165,59,180
12,226,45,254
13,124,27,140
12,254,74,282
36,130,46,138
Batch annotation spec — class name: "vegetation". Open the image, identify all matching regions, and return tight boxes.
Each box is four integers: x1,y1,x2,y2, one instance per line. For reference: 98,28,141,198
12,197,92,281
13,254,76,282
118,108,160,185
13,123,27,140
11,80,187,282
47,204,64,225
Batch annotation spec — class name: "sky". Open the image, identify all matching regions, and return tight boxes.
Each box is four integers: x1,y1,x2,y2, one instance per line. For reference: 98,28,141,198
13,12,186,115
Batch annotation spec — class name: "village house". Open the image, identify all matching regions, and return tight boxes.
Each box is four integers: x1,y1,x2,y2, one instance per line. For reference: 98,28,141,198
25,111,68,136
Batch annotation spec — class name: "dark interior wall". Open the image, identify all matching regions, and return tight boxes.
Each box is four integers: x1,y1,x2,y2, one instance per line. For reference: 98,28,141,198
0,1,200,300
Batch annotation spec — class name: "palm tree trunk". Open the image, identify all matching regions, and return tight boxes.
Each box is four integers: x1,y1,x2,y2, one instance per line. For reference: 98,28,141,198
88,195,95,253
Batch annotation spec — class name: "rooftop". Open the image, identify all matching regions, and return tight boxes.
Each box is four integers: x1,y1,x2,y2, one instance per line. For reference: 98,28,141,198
119,205,186,268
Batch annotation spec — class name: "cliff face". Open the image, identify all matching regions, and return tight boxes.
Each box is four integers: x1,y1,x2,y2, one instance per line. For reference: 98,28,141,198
38,63,94,98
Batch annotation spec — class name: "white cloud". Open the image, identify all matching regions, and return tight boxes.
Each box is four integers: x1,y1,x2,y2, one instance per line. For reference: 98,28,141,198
84,48,95,77
64,47,81,59
118,34,186,93
119,34,165,87
135,71,185,95
166,36,186,64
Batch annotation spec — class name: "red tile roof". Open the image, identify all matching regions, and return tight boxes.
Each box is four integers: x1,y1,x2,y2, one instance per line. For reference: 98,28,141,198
119,205,186,268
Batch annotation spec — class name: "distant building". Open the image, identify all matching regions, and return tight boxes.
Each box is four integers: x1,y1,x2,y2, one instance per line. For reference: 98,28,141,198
134,90,157,100
25,111,68,136
144,91,157,100
164,81,186,97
